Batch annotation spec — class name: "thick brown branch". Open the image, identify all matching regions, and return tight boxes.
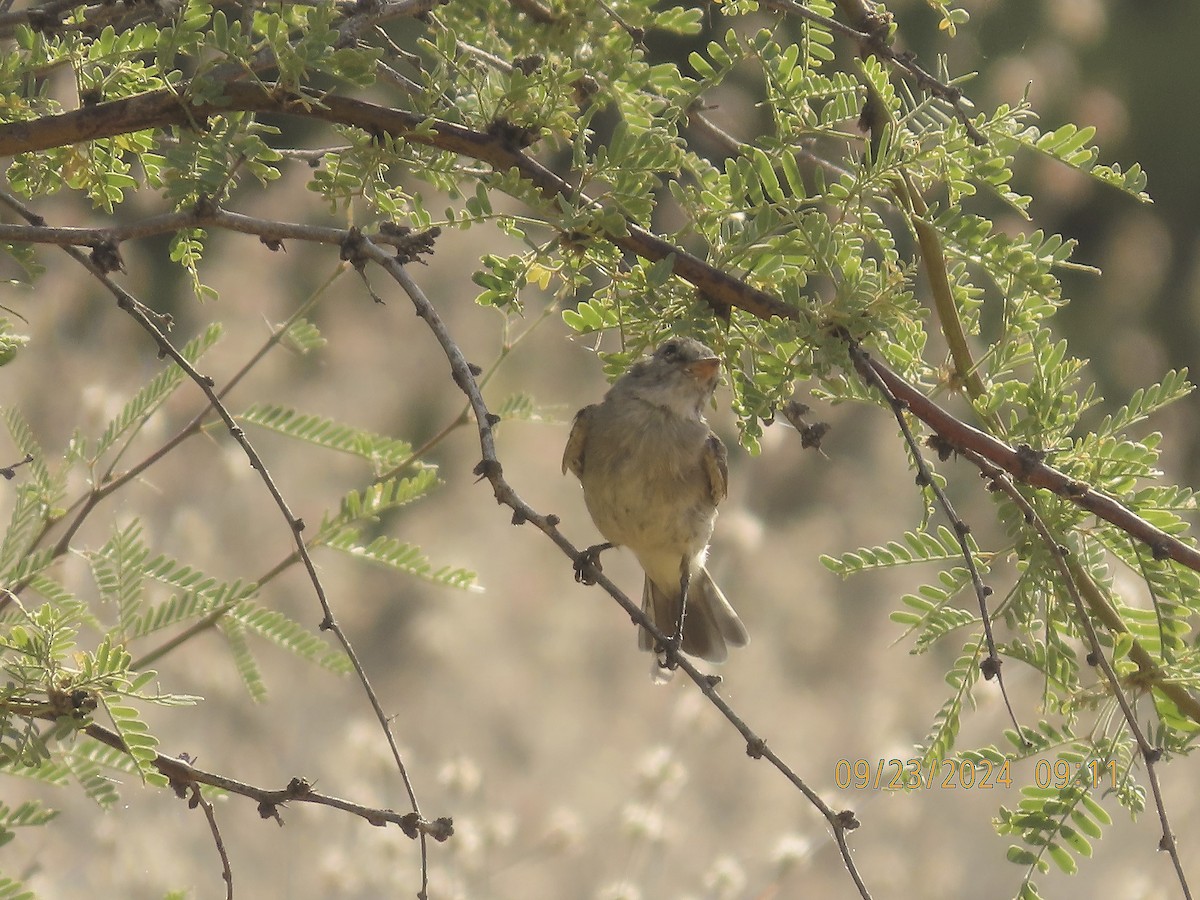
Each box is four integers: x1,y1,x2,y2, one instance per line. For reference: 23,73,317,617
0,82,797,323
866,357,1200,573
2,81,1196,574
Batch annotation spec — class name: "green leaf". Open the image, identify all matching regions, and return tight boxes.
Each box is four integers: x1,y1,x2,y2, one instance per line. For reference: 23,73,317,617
240,404,415,471
228,600,352,674
0,873,35,900
316,470,441,540
281,318,327,354
100,697,164,787
0,320,30,367
325,531,479,591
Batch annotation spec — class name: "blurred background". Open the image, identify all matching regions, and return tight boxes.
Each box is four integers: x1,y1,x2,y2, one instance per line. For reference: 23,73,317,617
3,0,1199,898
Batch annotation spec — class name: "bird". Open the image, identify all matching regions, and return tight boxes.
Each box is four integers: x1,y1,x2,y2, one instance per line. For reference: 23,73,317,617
562,337,749,670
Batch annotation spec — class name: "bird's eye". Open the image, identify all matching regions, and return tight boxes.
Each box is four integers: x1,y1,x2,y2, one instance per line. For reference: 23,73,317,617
660,340,680,359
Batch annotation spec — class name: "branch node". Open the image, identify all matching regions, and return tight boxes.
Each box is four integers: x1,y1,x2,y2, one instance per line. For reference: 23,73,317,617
925,433,956,462
1013,443,1045,476
257,800,284,825
486,117,542,150
980,655,1001,681
473,458,502,482
835,809,861,831
339,225,369,270
745,737,766,759
379,222,442,265
89,240,126,274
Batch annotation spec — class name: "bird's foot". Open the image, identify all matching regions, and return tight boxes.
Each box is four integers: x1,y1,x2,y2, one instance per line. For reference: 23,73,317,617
573,542,615,585
656,635,684,674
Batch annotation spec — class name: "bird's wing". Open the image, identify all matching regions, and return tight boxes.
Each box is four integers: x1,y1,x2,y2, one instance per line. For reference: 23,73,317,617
702,432,728,505
562,405,593,478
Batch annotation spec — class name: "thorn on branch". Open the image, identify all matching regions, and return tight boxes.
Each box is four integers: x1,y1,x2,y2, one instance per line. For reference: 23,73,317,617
780,400,829,451
467,362,484,377
485,413,502,426
512,54,543,74
1086,651,1100,666
1013,443,1044,476
486,117,542,151
1144,746,1163,765
339,226,369,270
698,288,733,322
473,458,502,482
558,230,590,254
428,816,455,842
379,222,441,265
89,240,125,274
925,433,956,462
260,235,286,252
257,800,285,825
0,453,34,480
980,655,1001,681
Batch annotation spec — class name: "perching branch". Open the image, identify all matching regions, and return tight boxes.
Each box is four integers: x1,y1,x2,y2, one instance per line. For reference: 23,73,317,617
351,234,875,900
1,82,1193,582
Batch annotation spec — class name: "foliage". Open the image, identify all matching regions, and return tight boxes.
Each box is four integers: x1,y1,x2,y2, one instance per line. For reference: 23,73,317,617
0,0,1196,897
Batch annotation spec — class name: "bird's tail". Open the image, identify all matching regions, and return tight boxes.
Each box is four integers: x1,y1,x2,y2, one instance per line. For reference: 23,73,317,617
639,566,749,663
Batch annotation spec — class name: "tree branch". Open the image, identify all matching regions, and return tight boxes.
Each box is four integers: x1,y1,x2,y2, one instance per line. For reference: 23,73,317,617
3,82,1194,577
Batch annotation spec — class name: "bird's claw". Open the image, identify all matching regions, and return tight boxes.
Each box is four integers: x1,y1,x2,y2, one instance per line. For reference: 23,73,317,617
573,543,613,585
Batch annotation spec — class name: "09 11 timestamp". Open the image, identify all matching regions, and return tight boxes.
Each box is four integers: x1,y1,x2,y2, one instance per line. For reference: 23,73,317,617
835,757,1120,791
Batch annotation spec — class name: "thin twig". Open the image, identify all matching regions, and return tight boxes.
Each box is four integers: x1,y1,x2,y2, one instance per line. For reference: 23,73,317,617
956,445,1193,900
189,784,234,900
110,274,435,900
849,340,1024,738
5,84,1196,592
761,0,985,144
0,191,437,900
67,716,453,840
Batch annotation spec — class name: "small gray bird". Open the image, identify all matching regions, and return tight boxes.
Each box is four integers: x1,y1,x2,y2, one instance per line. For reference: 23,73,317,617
563,337,749,666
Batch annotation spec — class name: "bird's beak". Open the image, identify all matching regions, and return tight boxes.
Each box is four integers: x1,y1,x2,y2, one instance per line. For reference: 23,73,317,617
686,356,721,380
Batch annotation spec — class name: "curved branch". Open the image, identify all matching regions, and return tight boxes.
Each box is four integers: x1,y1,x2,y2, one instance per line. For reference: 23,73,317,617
2,80,1195,577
